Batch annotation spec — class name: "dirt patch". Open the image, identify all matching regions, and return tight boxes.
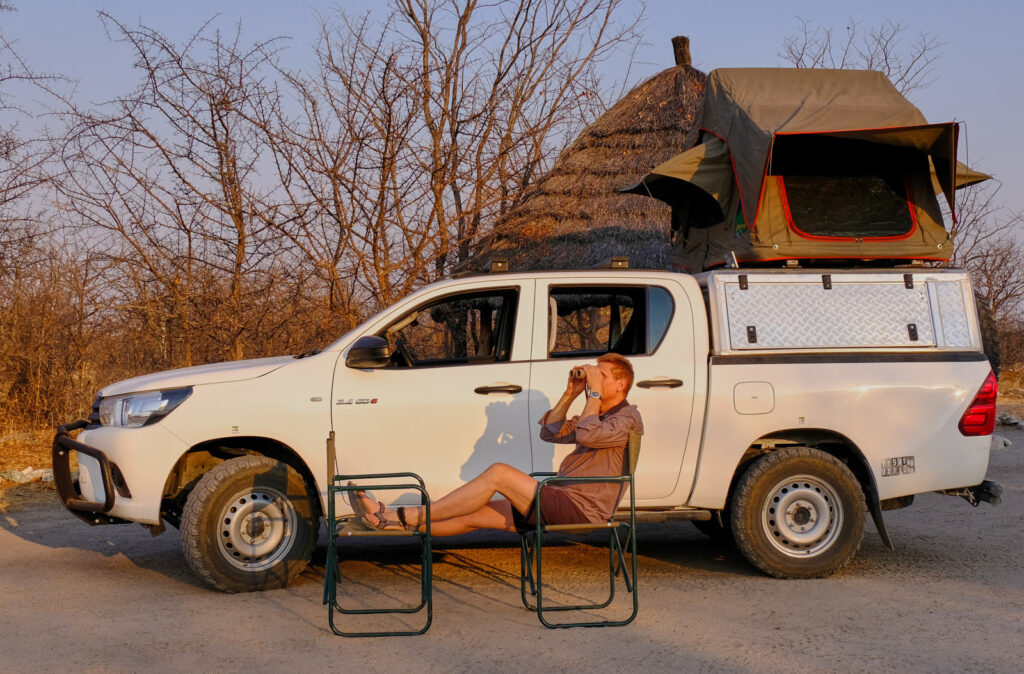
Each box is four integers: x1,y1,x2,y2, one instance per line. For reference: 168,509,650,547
0,482,58,513
0,428,70,511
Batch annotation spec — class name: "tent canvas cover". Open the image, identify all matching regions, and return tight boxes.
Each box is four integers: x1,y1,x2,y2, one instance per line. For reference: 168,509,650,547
626,68,989,272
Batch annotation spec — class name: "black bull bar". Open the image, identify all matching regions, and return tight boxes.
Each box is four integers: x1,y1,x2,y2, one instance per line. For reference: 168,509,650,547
52,420,128,525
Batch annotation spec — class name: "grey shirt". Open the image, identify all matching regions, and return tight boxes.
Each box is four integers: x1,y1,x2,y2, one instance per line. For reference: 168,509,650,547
538,399,644,523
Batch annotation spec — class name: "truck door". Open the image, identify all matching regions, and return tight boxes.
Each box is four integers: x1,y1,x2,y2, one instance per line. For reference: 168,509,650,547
529,279,696,502
331,282,534,500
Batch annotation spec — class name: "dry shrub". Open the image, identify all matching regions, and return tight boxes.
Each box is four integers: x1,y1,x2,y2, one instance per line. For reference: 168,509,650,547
0,429,53,473
998,362,1024,396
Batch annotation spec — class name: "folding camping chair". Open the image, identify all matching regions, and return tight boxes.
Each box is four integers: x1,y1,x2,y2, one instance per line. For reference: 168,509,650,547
322,432,432,637
519,430,641,628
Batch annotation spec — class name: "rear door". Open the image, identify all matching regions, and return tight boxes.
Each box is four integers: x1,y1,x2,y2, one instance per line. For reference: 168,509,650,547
528,277,697,503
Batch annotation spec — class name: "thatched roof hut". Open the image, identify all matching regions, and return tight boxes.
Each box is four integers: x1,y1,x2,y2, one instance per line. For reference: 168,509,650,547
469,37,706,272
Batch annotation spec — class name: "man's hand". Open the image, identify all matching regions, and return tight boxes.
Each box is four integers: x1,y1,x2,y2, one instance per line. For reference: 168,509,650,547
582,364,605,395
544,364,590,425
565,368,587,398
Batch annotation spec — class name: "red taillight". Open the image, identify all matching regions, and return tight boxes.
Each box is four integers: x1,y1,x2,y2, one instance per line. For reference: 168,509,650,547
959,371,998,436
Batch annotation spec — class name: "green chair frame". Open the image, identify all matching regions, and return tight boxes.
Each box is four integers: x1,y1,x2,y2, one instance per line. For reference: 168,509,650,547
519,430,641,628
322,435,432,637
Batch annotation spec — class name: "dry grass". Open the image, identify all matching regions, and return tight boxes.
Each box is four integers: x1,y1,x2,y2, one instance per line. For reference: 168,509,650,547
0,429,54,473
998,363,1024,394
0,429,66,510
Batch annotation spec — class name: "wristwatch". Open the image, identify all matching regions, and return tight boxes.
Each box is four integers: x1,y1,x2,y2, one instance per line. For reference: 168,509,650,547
588,390,602,399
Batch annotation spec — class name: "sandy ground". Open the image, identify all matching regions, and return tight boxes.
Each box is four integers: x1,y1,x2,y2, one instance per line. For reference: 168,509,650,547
1,431,1021,674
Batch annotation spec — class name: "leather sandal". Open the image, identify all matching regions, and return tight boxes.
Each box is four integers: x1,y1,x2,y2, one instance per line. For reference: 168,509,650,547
348,482,403,531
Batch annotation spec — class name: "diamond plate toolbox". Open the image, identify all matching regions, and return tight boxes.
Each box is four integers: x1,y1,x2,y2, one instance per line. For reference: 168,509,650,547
704,269,979,352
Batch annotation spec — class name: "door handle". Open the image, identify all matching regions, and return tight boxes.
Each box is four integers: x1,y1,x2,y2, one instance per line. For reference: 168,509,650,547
474,383,523,395
636,378,683,389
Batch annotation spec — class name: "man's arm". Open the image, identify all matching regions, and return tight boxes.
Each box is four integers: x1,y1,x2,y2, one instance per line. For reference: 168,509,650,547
541,368,587,425
573,407,642,448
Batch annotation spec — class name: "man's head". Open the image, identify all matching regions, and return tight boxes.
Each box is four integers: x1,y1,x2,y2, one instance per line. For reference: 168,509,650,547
596,353,634,399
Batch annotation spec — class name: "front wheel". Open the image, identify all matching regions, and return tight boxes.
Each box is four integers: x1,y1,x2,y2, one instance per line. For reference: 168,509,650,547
181,455,317,592
730,447,865,579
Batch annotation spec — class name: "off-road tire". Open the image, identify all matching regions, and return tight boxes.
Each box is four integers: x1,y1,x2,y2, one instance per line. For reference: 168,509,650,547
730,447,865,579
181,455,316,592
975,292,1001,377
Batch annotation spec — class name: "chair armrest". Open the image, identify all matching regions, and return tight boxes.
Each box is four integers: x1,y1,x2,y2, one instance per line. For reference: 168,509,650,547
330,474,431,511
333,471,427,490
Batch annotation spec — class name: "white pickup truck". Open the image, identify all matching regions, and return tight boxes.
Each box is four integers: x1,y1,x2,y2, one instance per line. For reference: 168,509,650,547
53,266,1002,592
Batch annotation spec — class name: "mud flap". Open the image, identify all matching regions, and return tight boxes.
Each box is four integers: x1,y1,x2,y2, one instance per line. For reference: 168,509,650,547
863,479,895,551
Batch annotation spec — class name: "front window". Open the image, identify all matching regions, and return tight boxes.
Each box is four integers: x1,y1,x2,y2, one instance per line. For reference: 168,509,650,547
380,289,518,367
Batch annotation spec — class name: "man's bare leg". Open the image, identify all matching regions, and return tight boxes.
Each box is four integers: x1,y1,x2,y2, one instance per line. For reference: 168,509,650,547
427,499,518,536
352,462,536,531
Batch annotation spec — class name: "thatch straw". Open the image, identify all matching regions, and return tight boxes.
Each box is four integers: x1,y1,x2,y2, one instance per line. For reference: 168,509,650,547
468,63,707,272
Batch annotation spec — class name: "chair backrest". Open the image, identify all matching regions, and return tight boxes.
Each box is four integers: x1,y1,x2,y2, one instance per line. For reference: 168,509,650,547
626,431,642,476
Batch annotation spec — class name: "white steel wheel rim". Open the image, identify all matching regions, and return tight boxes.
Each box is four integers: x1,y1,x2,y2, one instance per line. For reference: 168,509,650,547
217,486,298,572
761,474,843,558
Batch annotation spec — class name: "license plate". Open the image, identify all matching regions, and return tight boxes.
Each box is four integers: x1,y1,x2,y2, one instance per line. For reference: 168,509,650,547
881,456,915,477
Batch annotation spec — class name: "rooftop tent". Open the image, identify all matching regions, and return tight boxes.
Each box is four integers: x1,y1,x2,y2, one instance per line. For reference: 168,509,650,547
626,68,990,271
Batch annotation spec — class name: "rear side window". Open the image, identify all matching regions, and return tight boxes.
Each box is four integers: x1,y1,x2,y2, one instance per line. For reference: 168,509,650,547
547,285,674,357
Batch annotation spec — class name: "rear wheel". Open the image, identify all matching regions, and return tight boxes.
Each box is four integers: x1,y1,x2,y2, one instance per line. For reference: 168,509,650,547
181,455,316,592
730,447,865,578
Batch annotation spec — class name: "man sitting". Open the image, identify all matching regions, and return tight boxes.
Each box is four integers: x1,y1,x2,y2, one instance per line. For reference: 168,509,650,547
351,353,643,535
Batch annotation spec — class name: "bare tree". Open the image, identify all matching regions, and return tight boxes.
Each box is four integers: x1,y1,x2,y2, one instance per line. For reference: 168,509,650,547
780,17,942,98
0,2,59,265
949,182,1024,317
1,1,643,433
260,1,641,308
53,15,292,364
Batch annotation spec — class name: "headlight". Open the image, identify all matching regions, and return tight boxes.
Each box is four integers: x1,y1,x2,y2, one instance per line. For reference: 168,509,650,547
98,388,192,428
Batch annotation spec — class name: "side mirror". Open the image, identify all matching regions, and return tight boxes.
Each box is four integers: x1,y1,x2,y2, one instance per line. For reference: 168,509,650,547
345,335,391,369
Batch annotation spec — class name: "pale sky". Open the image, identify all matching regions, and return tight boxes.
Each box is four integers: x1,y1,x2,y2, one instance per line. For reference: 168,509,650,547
5,0,1022,215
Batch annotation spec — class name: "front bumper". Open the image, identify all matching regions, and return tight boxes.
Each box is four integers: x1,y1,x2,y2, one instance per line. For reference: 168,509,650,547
52,420,129,525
